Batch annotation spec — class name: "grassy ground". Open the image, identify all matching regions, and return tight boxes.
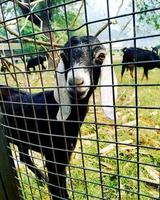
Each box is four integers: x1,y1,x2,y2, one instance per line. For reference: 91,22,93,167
1,61,160,200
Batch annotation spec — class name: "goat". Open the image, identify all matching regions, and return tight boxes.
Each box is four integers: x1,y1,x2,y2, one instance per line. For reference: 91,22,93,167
0,56,13,72
26,55,47,73
121,47,160,80
152,46,159,55
0,35,117,200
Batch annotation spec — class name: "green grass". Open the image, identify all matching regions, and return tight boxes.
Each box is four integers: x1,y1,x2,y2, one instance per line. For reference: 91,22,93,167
1,63,160,200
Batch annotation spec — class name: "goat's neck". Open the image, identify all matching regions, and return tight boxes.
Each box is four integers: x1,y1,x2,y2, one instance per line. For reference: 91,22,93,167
69,96,90,123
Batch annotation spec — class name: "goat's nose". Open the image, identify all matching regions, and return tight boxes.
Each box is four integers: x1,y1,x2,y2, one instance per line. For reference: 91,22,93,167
68,77,84,85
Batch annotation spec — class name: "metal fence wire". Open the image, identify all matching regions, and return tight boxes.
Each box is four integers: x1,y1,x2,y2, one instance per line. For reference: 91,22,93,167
0,0,160,200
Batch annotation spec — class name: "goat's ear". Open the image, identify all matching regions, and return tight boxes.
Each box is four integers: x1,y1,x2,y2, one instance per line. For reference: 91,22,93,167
54,59,71,120
100,55,118,120
60,51,69,65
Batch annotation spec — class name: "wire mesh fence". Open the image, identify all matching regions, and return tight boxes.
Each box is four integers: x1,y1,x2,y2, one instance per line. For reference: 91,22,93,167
0,0,160,200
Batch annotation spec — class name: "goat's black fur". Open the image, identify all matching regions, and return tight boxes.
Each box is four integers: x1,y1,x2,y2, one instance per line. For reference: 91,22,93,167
0,36,106,200
26,55,47,73
121,47,160,80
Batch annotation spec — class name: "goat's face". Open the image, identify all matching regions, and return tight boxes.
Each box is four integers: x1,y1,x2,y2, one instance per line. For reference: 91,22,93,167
54,35,118,120
61,36,106,100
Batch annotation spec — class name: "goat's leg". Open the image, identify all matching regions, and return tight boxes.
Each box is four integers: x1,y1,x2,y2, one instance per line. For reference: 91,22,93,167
144,68,148,80
41,64,46,70
33,66,36,71
121,64,126,80
1,65,6,72
141,73,145,81
129,65,134,78
130,69,134,78
142,68,148,80
45,155,70,200
26,66,31,74
19,147,46,181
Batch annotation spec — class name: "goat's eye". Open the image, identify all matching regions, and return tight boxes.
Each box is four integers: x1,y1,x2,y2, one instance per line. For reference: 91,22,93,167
98,53,105,61
95,53,105,64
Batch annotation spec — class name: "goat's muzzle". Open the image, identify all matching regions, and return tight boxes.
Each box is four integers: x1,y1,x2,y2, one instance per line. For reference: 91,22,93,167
66,63,91,100
67,76,89,100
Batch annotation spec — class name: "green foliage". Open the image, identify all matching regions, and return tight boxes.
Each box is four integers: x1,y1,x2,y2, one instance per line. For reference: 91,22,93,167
17,19,48,54
23,0,85,43
136,0,160,30
0,25,7,38
0,0,84,55
51,1,85,43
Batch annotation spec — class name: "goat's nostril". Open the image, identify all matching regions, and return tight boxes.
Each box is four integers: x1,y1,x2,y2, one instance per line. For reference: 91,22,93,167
75,78,84,85
68,78,84,86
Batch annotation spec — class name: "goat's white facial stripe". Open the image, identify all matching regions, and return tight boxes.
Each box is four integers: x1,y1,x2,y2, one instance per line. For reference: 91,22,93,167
54,59,71,120
67,62,91,99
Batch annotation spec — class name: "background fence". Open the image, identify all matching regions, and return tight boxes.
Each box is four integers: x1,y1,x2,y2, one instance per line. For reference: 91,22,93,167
0,0,160,200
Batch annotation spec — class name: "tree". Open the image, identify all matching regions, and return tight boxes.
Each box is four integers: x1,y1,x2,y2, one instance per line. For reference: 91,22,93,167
136,0,160,30
0,0,84,68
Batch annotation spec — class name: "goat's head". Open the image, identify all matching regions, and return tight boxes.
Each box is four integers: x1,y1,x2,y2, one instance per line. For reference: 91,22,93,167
54,36,117,120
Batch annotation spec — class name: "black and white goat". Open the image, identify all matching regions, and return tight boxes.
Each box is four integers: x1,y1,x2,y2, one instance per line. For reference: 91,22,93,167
0,36,117,200
26,55,48,73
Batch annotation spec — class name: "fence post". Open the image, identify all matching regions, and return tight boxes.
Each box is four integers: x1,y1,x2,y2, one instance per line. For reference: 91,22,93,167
0,117,21,200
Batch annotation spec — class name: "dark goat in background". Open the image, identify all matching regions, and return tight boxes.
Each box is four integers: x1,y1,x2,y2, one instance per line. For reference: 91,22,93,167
121,47,160,80
0,36,117,200
26,55,47,73
152,46,159,55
